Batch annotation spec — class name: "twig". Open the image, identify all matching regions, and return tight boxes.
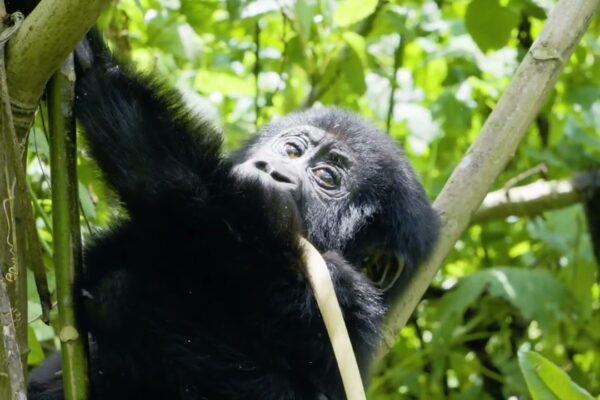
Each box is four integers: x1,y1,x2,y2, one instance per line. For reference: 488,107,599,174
503,163,548,190
385,35,406,134
471,172,600,224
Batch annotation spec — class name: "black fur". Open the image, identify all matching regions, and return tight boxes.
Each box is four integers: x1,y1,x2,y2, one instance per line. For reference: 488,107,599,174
28,32,439,400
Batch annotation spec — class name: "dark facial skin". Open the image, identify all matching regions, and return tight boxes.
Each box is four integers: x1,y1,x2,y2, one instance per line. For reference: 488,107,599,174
233,125,354,214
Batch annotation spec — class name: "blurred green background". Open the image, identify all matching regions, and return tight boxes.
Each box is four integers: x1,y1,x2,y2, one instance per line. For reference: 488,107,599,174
25,0,600,398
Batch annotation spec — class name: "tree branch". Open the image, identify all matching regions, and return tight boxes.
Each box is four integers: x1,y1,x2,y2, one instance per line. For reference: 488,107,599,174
5,0,110,137
1,7,52,327
376,0,600,362
0,277,25,400
0,8,31,392
471,171,600,224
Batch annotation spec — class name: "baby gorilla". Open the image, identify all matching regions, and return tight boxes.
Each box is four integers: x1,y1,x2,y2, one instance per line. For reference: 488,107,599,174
28,33,439,400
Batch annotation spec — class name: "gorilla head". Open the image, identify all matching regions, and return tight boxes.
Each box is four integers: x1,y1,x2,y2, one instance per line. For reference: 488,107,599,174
234,107,439,290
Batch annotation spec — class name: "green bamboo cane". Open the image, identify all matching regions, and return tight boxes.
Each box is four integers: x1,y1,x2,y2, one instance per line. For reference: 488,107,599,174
48,54,89,400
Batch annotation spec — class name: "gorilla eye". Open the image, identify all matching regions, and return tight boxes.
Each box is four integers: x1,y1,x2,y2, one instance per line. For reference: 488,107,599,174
284,142,303,159
313,167,338,188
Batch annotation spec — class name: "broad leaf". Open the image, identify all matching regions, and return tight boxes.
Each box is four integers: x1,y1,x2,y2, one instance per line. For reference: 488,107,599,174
465,0,519,52
519,351,594,400
334,0,378,27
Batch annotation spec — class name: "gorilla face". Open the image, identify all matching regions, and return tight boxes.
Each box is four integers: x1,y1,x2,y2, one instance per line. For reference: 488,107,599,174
233,124,353,205
232,108,439,291
232,122,374,256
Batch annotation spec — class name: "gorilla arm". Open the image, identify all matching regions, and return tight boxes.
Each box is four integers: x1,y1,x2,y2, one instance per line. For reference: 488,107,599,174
75,32,226,216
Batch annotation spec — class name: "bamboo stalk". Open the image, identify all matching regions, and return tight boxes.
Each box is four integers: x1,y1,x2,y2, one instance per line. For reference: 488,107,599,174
48,54,89,400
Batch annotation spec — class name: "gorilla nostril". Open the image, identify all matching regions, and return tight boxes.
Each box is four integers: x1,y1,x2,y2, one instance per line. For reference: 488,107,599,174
270,170,293,184
254,160,271,173
253,160,293,184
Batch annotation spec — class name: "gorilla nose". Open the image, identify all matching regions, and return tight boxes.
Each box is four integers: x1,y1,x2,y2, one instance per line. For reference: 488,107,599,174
254,160,272,173
270,170,293,184
253,160,295,185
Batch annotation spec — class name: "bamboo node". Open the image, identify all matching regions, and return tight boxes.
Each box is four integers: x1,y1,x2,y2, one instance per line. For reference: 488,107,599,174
59,326,80,342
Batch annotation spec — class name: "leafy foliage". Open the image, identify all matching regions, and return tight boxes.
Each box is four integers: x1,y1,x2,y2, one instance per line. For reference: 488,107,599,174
519,351,594,400
25,0,600,398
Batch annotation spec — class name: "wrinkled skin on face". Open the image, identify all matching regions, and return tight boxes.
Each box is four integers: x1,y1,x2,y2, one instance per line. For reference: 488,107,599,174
233,124,357,229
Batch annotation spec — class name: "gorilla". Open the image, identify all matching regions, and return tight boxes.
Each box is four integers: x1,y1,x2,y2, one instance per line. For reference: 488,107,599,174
28,32,439,400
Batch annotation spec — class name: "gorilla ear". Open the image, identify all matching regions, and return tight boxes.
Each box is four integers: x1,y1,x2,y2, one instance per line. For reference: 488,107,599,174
362,183,440,292
362,250,405,292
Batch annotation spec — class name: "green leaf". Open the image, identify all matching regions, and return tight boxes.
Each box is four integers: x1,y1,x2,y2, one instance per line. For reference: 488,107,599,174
241,0,279,18
193,71,255,97
342,32,367,63
78,181,97,220
438,274,489,325
484,268,568,331
465,0,519,52
567,86,600,109
27,326,45,366
343,46,366,95
294,0,318,43
28,127,50,156
431,273,488,346
180,0,219,34
145,12,186,59
431,90,471,135
512,0,547,20
286,35,306,66
438,268,569,334
519,351,594,400
334,0,378,27
341,32,367,94
226,0,243,19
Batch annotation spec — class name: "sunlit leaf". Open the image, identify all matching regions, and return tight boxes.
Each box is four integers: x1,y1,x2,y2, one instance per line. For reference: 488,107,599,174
294,0,318,42
343,46,366,95
485,268,568,331
241,0,279,18
465,0,519,52
27,326,45,366
193,71,256,97
334,0,377,27
519,351,594,400
78,182,97,220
